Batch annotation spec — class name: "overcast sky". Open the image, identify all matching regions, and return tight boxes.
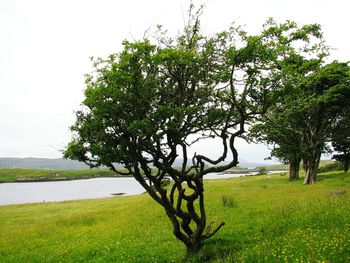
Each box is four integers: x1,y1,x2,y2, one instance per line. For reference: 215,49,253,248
1,0,349,163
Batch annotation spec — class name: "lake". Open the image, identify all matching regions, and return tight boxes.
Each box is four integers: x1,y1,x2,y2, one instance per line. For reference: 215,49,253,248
0,171,282,206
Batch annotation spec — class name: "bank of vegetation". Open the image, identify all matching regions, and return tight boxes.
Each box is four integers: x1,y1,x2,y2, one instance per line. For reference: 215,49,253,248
0,160,339,183
0,168,120,183
0,167,252,183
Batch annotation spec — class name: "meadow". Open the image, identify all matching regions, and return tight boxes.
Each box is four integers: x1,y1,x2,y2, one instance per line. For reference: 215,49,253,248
0,171,349,262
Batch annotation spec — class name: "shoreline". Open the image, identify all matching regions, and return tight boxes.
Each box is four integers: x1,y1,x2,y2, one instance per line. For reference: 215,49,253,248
0,175,133,184
0,169,288,184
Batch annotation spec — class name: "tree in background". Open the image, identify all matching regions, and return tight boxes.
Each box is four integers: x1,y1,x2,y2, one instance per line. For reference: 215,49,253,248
64,6,340,250
249,112,304,181
331,107,350,172
248,20,328,182
296,62,350,183
251,61,350,184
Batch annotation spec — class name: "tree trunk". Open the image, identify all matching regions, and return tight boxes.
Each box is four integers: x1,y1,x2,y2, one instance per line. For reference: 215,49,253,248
303,162,317,184
186,238,203,253
145,175,225,253
303,153,321,184
303,159,309,178
289,157,301,181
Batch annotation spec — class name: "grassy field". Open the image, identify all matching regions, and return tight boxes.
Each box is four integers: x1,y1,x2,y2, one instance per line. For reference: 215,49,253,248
0,171,349,262
251,160,336,172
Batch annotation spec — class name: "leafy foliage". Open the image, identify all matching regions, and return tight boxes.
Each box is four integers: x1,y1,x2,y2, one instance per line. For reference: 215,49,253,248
331,107,350,171
64,7,349,250
249,30,350,183
317,162,343,173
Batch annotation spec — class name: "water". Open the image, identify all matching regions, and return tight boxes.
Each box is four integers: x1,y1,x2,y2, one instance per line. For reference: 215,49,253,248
0,171,284,205
0,178,144,206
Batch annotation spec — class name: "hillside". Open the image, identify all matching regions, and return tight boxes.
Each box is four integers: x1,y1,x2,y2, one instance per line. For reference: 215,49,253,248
0,157,92,170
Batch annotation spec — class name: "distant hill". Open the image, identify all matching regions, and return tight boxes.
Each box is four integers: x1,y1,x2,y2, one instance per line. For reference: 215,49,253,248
0,157,271,170
237,161,269,169
0,158,96,170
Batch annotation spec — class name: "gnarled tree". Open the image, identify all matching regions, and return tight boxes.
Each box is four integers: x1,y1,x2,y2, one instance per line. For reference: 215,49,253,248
64,12,318,251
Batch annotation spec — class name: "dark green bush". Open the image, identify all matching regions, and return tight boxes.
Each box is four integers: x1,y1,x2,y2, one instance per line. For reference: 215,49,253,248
256,167,267,175
318,162,343,173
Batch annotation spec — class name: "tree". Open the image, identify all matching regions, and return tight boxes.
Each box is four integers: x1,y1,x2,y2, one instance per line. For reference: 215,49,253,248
64,9,328,250
252,62,350,184
331,107,350,172
296,62,350,183
247,21,328,182
249,112,304,181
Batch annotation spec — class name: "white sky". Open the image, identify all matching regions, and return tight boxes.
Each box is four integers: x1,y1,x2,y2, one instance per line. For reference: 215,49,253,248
0,0,349,163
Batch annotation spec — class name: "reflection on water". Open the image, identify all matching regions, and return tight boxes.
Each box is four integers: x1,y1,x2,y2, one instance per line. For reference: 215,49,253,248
0,171,284,205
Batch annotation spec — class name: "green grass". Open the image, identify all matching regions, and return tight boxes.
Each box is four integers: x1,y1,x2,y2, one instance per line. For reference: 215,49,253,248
0,171,349,262
253,159,336,172
0,168,126,183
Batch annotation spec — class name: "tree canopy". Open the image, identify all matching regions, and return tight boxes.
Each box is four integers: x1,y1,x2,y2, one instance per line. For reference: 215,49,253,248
331,106,350,172
64,7,346,251
249,29,350,183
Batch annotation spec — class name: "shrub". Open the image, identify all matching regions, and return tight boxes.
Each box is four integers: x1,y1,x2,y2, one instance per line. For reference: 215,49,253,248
256,167,267,175
318,162,343,173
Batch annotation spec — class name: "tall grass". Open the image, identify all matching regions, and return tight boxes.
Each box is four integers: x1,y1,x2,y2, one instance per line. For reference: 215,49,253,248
0,171,349,262
220,194,238,208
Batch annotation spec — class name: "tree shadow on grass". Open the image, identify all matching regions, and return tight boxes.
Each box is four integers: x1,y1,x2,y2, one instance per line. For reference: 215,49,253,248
180,238,242,263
